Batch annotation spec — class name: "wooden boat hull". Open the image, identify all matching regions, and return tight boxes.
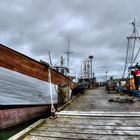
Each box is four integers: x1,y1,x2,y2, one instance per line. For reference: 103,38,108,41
0,67,57,129
0,44,76,89
0,67,58,105
0,44,76,129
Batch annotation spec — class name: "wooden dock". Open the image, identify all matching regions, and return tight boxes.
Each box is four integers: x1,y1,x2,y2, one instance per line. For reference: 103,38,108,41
9,87,140,140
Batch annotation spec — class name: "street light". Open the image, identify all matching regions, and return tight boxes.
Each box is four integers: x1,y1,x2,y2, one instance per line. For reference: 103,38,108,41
105,71,108,81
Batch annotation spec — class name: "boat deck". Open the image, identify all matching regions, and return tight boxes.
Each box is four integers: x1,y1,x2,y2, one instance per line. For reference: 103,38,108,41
9,87,140,140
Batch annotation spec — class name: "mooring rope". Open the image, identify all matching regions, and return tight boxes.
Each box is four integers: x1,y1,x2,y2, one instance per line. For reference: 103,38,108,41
48,67,56,115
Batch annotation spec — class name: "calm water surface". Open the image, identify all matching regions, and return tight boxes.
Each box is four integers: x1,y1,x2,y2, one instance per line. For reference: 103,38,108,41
0,119,37,140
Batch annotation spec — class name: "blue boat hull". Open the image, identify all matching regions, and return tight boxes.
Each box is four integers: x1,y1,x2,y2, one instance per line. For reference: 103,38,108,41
132,90,140,98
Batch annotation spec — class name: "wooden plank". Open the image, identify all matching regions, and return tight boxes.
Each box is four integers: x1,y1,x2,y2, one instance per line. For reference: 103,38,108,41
30,130,140,139
24,136,72,140
43,115,140,126
43,119,140,126
56,111,140,117
44,115,140,121
41,124,140,131
38,125,140,131
23,135,140,140
8,119,45,140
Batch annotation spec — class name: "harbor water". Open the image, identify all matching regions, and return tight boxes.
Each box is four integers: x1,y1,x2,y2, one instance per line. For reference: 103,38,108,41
0,119,37,140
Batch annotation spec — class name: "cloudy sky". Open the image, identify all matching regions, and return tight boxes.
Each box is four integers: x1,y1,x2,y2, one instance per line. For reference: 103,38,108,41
0,0,140,81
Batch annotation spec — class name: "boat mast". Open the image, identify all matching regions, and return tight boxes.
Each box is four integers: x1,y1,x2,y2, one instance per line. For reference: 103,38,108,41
48,51,53,66
64,39,73,69
60,56,64,66
123,18,140,78
83,60,90,78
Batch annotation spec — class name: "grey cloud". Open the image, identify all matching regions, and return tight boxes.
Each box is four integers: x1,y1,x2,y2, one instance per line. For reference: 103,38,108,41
0,0,140,81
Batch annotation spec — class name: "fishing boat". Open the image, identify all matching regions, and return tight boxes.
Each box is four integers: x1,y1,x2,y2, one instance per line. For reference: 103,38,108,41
122,19,140,98
127,64,140,98
0,44,75,129
78,56,96,88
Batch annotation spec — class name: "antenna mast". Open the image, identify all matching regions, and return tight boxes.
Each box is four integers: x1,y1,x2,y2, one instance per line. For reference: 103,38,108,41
64,39,73,69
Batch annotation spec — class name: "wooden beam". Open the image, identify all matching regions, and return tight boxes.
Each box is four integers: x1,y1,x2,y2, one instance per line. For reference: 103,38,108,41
56,111,140,117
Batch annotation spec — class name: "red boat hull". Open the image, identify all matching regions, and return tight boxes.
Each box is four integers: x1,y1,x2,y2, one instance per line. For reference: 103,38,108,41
0,105,51,129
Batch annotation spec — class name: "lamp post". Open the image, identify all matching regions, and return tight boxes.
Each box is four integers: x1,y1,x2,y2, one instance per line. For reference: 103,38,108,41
88,55,94,78
105,71,108,81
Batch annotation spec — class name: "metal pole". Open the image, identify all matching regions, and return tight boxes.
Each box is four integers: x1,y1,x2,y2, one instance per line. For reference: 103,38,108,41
106,71,108,81
90,59,92,78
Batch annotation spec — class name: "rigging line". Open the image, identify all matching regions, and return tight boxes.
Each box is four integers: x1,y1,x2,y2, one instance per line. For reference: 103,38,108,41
136,29,140,37
130,37,136,65
132,43,140,64
132,33,140,64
